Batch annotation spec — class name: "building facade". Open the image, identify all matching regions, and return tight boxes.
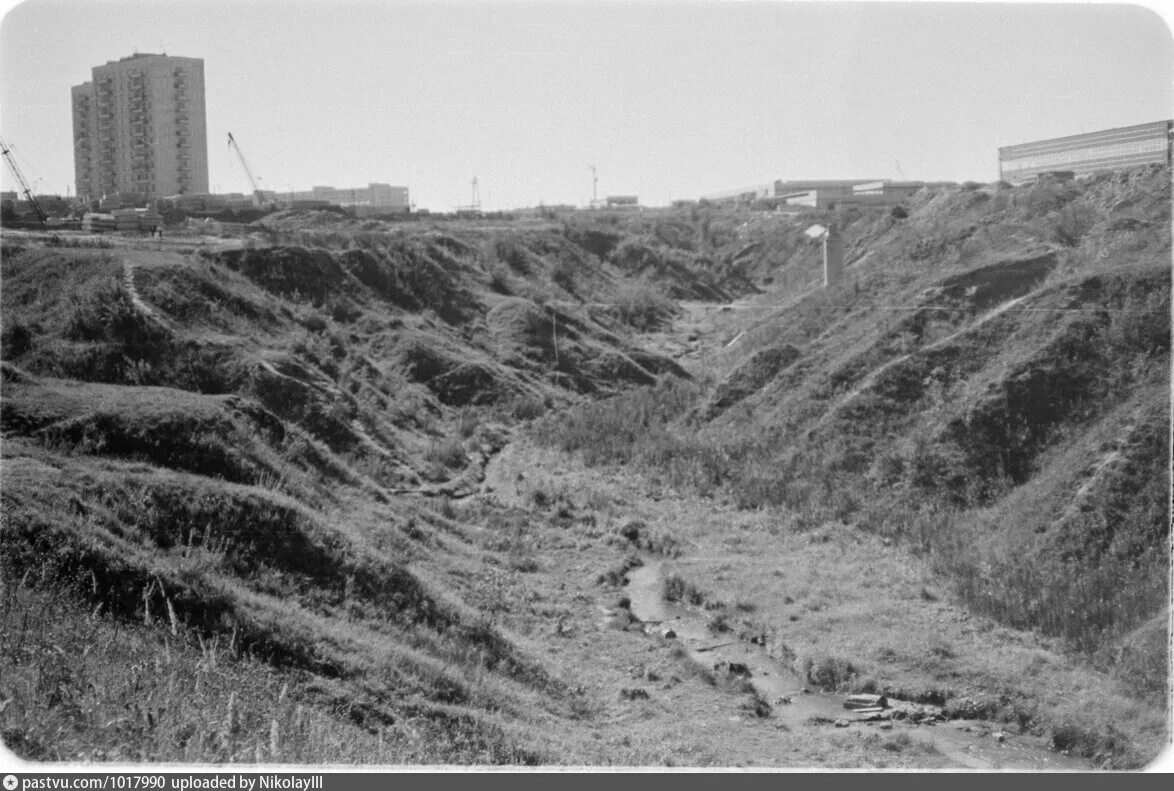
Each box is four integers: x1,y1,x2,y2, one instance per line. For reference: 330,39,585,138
998,121,1173,184
287,183,410,213
699,183,775,205
72,53,209,201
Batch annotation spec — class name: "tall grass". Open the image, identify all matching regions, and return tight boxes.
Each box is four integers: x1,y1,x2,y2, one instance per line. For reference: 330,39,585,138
0,579,403,763
0,554,547,764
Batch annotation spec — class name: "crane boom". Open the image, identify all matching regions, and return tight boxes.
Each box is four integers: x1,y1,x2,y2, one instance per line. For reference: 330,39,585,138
226,132,265,207
0,136,48,226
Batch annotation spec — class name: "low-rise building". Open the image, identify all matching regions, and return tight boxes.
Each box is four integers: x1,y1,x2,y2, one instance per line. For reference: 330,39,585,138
699,183,774,205
702,179,922,210
998,120,1174,184
294,183,410,213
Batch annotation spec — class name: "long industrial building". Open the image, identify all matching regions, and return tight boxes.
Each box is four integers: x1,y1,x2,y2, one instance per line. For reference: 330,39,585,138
294,184,410,214
998,120,1173,184
701,179,923,209
72,53,209,202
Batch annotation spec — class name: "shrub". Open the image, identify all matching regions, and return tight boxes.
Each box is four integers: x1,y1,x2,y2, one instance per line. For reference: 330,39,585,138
707,611,731,633
508,394,547,421
550,259,577,293
494,239,531,275
488,266,513,295
1050,204,1097,247
613,282,676,331
302,313,328,333
662,573,705,606
799,654,859,691
2,321,33,357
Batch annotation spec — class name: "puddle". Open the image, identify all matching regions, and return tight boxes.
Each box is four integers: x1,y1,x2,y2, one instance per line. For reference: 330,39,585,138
626,557,1089,770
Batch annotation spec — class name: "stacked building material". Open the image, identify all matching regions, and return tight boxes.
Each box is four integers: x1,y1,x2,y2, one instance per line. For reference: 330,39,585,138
135,208,162,231
111,209,141,232
81,212,117,232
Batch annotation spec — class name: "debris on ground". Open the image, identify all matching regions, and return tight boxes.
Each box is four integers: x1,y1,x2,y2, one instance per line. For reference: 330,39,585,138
844,693,888,710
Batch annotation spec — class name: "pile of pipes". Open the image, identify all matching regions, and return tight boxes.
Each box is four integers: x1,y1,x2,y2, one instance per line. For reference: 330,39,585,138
81,213,117,232
82,209,162,234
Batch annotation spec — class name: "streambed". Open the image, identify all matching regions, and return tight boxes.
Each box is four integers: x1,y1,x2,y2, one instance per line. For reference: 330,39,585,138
626,557,1089,770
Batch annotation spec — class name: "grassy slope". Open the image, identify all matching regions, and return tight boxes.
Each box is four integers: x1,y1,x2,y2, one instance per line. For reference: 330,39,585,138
533,167,1171,767
1,168,1170,768
0,222,711,765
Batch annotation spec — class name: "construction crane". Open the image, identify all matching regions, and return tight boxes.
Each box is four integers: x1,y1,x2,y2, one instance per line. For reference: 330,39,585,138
0,136,48,226
226,131,266,207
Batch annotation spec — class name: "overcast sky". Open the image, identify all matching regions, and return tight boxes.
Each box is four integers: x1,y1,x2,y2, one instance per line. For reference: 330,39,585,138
1,0,1172,210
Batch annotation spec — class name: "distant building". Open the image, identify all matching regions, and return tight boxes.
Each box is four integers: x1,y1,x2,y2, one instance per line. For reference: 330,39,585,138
72,53,209,201
998,120,1174,184
699,184,775,205
702,179,922,210
779,178,925,208
775,180,924,210
290,183,410,213
606,195,639,208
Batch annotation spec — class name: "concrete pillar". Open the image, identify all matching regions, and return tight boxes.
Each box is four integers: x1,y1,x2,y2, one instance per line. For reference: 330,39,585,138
823,223,844,287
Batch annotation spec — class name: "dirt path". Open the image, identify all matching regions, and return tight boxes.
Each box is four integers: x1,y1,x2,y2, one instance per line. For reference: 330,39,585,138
121,259,172,330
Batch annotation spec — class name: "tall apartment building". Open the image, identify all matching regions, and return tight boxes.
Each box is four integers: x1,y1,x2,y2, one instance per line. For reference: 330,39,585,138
72,53,208,201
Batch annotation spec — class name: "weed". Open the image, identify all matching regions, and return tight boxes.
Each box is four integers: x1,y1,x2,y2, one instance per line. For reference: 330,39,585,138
799,654,860,692
425,437,467,470
507,394,548,421
661,574,706,606
742,691,773,719
596,555,642,588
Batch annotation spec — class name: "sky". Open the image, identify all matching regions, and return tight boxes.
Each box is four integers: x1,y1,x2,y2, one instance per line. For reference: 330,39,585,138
1,0,1172,210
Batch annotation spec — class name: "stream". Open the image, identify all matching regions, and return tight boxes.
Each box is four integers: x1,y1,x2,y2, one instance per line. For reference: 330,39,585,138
626,557,1089,770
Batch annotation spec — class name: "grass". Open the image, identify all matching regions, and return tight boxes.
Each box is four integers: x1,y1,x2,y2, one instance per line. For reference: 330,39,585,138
3,173,1169,768
532,213,1170,675
0,579,538,764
